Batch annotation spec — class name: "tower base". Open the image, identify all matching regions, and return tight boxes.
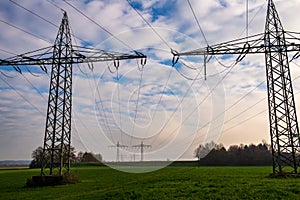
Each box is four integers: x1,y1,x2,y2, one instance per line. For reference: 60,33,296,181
26,174,79,187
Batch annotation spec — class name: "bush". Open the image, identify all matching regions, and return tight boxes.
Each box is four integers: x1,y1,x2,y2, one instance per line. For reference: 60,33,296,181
26,173,79,187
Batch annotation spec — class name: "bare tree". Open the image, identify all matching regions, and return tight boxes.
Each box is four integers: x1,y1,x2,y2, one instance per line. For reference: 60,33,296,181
29,146,76,168
194,141,216,161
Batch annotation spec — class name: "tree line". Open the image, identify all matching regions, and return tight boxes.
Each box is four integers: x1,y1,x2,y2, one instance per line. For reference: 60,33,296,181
29,146,102,169
29,141,274,168
194,141,273,166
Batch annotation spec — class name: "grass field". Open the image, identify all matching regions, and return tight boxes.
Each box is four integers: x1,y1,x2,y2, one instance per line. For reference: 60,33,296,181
0,165,300,199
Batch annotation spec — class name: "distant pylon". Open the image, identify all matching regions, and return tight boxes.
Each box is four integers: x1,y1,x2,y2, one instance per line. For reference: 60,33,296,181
132,141,152,161
109,141,128,162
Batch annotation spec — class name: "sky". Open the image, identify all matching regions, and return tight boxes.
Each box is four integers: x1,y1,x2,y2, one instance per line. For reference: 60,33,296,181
1,0,300,164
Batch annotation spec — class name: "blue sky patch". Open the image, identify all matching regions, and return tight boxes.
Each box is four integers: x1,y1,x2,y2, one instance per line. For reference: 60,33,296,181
218,0,228,8
220,54,233,60
129,0,143,11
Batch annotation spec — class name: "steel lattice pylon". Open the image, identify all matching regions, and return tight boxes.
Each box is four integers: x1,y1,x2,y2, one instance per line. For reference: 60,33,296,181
264,0,300,173
0,12,146,176
132,141,152,161
41,12,73,175
173,0,300,174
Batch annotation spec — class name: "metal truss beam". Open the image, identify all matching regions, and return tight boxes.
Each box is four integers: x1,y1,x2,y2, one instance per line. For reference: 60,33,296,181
174,32,300,57
0,46,146,66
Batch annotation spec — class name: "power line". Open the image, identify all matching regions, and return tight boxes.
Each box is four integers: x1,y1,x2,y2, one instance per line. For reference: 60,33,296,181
45,0,64,12
68,20,117,145
3,0,242,150
131,67,144,140
170,66,300,149
116,69,124,145
185,0,266,70
186,0,209,46
165,1,292,161
9,0,144,146
246,0,249,39
0,10,147,175
92,67,116,144
0,48,17,56
0,35,51,102
148,61,205,147
9,0,58,28
0,19,52,44
239,1,266,39
11,0,92,46
178,59,231,80
214,76,300,137
0,76,44,115
149,55,237,148
21,73,47,102
226,80,265,117
219,62,300,135
47,0,149,145
191,68,300,146
164,45,253,147
144,65,175,139
197,80,266,136
185,0,239,73
223,109,267,134
155,57,237,148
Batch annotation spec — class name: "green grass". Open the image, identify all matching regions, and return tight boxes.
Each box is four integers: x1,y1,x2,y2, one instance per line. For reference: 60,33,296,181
0,166,300,199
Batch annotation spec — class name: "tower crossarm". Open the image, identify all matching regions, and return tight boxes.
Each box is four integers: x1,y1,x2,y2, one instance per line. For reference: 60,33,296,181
0,45,146,66
173,31,300,58
132,144,152,148
72,46,146,63
132,141,152,161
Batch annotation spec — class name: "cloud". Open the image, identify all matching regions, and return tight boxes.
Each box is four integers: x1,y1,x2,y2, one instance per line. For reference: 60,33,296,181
0,0,299,162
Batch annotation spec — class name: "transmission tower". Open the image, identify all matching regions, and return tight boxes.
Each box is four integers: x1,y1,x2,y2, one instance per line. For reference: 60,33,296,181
0,12,146,176
172,0,300,174
132,141,152,161
109,141,128,162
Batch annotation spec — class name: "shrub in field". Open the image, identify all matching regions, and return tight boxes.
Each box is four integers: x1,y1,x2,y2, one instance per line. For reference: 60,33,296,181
25,173,79,187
